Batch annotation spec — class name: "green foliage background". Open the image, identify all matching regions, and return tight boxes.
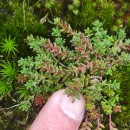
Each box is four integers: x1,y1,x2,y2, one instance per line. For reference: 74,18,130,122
0,0,130,129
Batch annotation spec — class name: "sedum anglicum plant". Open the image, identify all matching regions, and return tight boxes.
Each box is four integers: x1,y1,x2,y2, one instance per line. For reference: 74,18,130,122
18,18,130,129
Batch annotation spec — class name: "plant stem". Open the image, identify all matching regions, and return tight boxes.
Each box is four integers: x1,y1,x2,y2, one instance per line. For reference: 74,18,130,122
23,0,26,30
0,103,21,111
52,55,66,68
109,114,112,130
97,117,100,129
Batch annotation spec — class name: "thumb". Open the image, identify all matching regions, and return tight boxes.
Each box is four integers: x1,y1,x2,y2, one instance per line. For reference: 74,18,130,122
30,89,85,130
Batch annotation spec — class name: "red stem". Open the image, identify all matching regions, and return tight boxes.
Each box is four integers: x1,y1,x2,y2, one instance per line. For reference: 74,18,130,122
109,114,112,130
97,117,100,129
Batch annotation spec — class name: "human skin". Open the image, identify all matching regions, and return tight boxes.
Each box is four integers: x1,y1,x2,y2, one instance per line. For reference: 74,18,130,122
30,89,85,130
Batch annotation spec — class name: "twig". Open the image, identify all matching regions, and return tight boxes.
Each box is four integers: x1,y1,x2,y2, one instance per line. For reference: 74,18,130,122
97,117,100,129
109,114,112,130
0,103,21,111
52,55,66,68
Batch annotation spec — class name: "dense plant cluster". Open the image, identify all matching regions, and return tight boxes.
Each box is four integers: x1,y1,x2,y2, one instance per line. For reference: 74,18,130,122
0,0,130,129
40,0,130,32
18,18,130,129
0,1,47,129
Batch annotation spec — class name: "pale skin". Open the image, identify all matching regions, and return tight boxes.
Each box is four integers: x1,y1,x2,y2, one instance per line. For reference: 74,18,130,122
30,89,85,130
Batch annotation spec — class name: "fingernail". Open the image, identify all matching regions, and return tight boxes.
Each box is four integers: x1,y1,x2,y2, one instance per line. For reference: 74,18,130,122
60,92,85,121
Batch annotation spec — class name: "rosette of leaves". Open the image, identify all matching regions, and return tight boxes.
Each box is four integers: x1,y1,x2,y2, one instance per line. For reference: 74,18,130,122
0,36,18,56
18,18,130,129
